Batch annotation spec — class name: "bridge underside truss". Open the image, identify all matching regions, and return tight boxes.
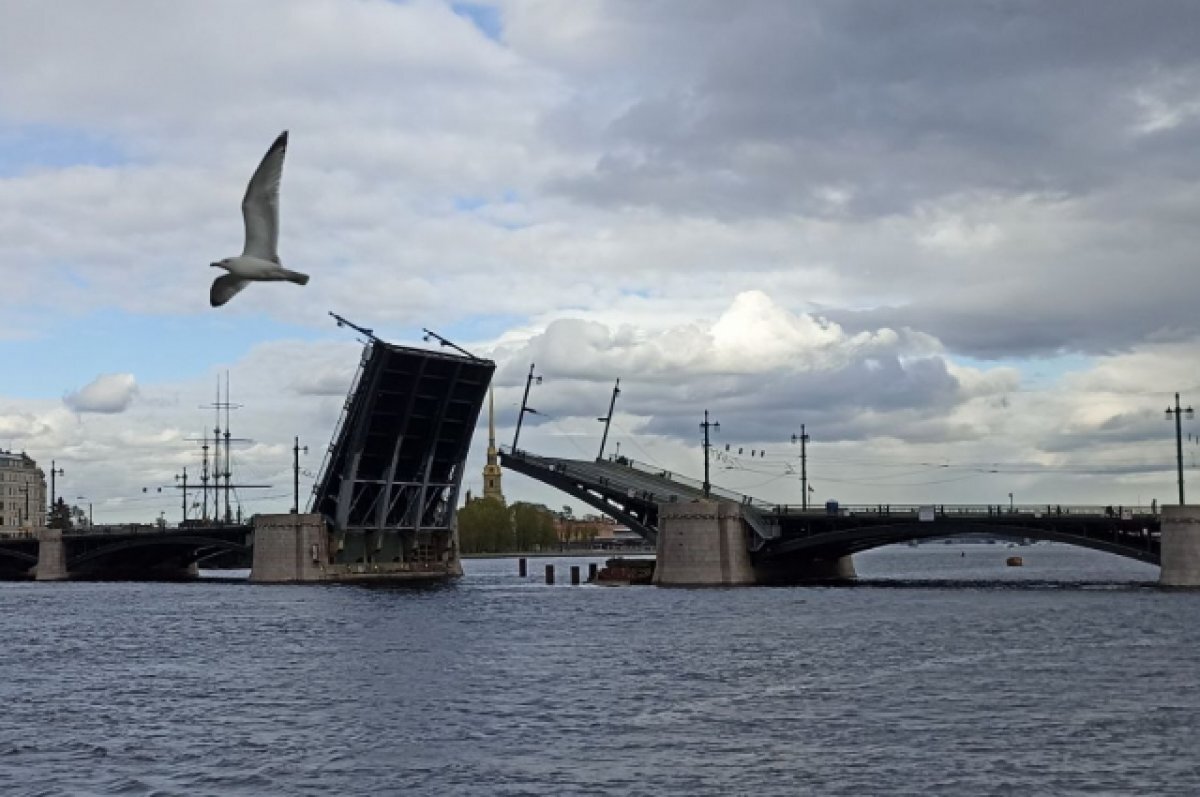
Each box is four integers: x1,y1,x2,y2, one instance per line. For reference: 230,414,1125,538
312,340,494,553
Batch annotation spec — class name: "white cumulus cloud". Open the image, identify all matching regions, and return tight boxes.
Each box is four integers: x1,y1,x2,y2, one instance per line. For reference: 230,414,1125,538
63,373,139,414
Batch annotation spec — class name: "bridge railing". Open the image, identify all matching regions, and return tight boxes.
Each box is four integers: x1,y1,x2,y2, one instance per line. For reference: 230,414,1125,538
0,529,35,540
772,503,1159,518
617,457,778,509
310,340,374,507
503,449,1161,521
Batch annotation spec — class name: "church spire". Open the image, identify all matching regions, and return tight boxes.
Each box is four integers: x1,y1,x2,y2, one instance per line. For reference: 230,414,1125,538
482,386,505,504
488,386,496,451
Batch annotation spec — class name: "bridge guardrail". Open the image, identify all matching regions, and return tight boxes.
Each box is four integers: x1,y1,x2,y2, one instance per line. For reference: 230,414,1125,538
503,449,1160,521
0,530,35,540
772,503,1159,519
617,457,778,509
310,340,373,506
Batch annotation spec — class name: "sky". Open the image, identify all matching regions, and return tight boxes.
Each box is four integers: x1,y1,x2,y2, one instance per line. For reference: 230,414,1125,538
5,0,1200,524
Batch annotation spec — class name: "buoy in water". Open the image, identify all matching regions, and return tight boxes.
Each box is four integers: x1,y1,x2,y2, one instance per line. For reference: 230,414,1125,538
1006,556,1023,567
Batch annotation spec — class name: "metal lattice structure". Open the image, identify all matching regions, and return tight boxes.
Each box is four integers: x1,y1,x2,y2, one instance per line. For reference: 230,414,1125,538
311,339,494,564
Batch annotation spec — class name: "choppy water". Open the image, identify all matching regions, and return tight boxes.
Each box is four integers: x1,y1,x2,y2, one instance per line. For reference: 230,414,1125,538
2,543,1199,796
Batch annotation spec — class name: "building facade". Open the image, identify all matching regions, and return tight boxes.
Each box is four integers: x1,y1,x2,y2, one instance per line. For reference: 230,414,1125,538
0,451,47,530
482,388,505,504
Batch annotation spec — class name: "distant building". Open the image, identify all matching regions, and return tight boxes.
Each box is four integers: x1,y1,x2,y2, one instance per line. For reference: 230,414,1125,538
482,388,505,504
0,451,46,530
554,514,642,548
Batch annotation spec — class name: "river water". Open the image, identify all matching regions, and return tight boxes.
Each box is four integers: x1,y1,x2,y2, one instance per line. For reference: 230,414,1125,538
2,543,1199,796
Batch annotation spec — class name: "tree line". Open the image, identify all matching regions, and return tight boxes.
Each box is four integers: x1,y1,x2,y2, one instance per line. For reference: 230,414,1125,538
456,498,560,553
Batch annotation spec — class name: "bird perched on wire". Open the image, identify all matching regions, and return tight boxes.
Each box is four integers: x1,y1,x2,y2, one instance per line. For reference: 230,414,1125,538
209,130,309,307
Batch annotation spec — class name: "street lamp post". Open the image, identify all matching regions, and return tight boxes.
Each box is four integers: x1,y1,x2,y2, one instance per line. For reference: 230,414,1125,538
48,460,64,515
791,425,810,511
1166,392,1194,505
701,410,720,498
17,484,29,527
76,496,92,528
293,436,308,514
512,363,542,452
175,468,189,524
597,379,621,461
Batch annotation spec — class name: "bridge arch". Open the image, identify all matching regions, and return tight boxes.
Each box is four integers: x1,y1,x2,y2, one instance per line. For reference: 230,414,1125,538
68,535,251,573
767,522,1159,565
0,547,38,566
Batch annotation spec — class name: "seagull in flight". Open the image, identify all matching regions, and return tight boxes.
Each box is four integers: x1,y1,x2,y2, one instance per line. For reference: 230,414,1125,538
209,130,309,307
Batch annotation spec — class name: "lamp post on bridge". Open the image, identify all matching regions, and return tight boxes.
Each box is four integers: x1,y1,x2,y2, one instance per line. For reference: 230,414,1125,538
293,436,308,514
597,379,620,462
791,425,810,511
1166,392,1194,505
701,410,720,498
17,484,30,528
48,460,64,515
512,363,542,453
76,496,93,528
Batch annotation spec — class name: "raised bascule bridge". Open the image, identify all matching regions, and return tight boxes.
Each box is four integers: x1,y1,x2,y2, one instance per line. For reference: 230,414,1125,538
0,327,494,583
501,449,1200,587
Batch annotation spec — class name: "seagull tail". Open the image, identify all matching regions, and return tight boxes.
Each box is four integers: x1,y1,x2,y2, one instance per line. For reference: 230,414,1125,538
281,269,310,286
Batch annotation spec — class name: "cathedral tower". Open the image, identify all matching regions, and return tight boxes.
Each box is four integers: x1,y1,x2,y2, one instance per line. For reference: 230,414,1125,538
482,387,505,504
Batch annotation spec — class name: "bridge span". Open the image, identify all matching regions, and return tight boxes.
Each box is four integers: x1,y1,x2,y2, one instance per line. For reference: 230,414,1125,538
501,449,1179,585
0,524,251,581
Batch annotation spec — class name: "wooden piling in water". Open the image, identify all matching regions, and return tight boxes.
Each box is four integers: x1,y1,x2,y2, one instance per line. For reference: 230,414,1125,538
518,557,527,577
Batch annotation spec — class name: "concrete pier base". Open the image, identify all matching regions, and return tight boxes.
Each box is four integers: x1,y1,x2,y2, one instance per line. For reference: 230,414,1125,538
654,500,757,586
251,514,330,583
35,528,67,581
755,554,858,584
251,514,463,583
1160,505,1200,587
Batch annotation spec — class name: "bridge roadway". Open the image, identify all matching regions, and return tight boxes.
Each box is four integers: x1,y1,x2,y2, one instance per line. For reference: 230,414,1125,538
500,450,1161,565
0,523,252,580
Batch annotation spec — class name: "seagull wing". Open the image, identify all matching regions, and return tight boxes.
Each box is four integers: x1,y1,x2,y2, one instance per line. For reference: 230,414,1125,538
241,130,288,262
210,274,250,307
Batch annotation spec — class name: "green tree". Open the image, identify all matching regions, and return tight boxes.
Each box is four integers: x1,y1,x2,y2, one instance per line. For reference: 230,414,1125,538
511,502,558,551
48,497,73,531
456,497,512,553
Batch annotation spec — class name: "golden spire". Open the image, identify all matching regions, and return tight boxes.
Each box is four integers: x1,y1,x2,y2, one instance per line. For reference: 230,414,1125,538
483,386,504,504
488,386,496,451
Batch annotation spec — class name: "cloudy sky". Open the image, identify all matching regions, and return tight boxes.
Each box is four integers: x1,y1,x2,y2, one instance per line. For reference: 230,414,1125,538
4,0,1200,524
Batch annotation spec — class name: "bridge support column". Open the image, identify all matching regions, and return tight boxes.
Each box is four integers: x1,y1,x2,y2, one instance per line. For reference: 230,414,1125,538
654,500,756,586
1160,505,1200,587
35,528,67,581
251,514,330,583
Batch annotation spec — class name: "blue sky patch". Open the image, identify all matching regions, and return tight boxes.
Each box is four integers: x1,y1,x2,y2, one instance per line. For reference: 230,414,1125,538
956,353,1096,388
1,312,328,399
451,2,503,41
0,124,127,177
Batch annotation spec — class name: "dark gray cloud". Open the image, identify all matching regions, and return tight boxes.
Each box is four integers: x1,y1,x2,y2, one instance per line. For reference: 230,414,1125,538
541,1,1200,218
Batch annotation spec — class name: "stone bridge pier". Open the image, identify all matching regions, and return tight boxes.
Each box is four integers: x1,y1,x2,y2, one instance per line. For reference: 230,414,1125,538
653,500,855,586
35,528,67,581
1160,505,1200,587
